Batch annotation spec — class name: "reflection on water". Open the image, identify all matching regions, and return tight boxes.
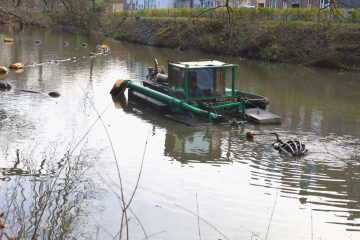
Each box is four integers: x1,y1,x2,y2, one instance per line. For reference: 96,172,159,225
165,128,224,164
0,25,360,239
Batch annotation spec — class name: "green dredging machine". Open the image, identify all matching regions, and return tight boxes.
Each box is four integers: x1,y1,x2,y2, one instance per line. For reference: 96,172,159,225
110,59,281,126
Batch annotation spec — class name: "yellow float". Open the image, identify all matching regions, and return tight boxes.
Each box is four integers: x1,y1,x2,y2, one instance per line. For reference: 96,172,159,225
4,37,14,43
0,66,9,74
9,62,24,70
0,66,9,78
101,44,109,50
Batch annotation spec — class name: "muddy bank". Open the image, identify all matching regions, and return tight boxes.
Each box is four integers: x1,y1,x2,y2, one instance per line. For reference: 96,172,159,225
114,17,360,70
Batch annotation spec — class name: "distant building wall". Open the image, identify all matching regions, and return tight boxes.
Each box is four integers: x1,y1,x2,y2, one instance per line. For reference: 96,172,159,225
338,0,360,8
174,0,191,8
108,0,127,12
157,0,175,9
129,0,360,10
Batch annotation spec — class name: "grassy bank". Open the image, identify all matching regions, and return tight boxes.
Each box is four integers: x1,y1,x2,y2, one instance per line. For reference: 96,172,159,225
114,16,360,70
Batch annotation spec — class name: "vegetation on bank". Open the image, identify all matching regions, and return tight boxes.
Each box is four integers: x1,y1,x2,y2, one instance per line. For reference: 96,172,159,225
51,7,360,70
112,16,360,70
1,2,360,70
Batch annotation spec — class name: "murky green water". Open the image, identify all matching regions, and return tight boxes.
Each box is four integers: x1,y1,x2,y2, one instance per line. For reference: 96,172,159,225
1,25,360,240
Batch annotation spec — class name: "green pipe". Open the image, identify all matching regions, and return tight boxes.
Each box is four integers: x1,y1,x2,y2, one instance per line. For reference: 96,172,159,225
211,102,243,110
122,80,224,122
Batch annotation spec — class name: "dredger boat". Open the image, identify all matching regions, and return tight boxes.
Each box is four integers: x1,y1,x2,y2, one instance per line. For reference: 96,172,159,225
110,59,281,126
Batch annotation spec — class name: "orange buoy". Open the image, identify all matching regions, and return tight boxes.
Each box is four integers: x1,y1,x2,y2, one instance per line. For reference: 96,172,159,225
9,62,24,70
4,37,14,43
100,44,111,52
0,66,9,74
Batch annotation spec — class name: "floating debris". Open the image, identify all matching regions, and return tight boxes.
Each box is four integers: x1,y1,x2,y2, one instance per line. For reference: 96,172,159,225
35,40,42,44
82,42,88,47
229,119,244,128
63,41,69,45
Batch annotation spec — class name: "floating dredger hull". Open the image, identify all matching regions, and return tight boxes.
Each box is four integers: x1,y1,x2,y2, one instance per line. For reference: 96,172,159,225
111,59,281,125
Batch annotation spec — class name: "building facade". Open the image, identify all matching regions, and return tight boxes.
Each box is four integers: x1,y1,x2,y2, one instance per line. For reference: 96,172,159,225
131,0,163,9
108,0,127,12
127,0,360,10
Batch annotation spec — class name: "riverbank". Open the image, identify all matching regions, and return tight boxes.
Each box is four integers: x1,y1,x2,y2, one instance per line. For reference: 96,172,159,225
114,17,360,70
1,8,360,70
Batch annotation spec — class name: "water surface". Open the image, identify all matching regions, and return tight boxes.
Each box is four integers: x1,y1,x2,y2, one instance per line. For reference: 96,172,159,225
0,25,360,240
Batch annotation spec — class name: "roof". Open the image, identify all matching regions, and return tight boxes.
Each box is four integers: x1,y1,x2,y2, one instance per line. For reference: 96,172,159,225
169,60,236,69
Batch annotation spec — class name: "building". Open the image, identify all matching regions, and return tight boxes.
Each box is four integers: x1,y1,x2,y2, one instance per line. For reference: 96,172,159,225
108,0,126,12
338,0,360,8
174,0,191,8
157,0,176,9
264,0,360,9
132,0,159,10
127,0,360,10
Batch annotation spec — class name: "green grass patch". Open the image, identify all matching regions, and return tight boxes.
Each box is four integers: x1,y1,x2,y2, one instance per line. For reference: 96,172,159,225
117,7,360,23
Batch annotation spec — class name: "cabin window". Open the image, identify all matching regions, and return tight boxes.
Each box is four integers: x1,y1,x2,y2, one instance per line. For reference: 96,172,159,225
168,66,185,99
186,68,227,99
187,69,214,98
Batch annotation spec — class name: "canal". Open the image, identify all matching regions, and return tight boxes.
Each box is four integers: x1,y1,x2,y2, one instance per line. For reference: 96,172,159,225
0,25,360,240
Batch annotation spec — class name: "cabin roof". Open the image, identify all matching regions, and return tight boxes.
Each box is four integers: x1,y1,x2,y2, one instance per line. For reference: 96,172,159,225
169,60,236,69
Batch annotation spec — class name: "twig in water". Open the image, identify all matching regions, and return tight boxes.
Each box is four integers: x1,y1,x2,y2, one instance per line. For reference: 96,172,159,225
310,203,313,240
124,130,150,211
97,172,149,240
0,176,21,240
30,103,112,240
265,186,279,240
129,208,148,240
196,193,201,240
90,213,115,239
175,204,230,240
29,80,118,239
73,82,128,240
142,230,166,240
121,129,151,240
